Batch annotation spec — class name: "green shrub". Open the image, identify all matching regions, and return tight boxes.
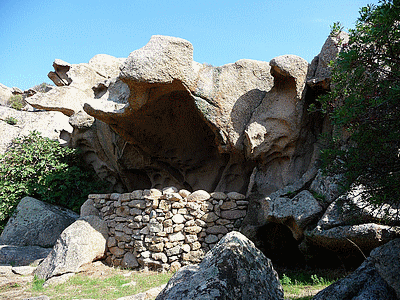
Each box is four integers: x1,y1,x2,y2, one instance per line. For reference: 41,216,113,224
315,0,400,207
7,94,25,110
0,131,107,231
5,116,17,125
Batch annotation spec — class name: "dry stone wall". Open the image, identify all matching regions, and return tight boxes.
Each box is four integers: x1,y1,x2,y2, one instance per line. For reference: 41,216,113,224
87,187,248,271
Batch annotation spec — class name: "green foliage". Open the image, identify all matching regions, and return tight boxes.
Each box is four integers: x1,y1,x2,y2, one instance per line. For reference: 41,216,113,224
280,271,338,299
7,94,25,110
32,276,45,292
4,116,17,125
0,131,106,230
281,273,293,285
316,0,400,207
29,271,173,300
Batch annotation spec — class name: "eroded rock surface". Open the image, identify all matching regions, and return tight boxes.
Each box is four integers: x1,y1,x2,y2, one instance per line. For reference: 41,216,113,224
0,245,51,266
0,197,79,248
34,215,108,281
0,106,72,154
156,231,284,300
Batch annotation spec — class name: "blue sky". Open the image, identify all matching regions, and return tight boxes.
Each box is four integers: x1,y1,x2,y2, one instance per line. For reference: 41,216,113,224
0,0,378,90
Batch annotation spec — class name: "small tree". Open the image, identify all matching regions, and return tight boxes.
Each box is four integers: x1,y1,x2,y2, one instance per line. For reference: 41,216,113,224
0,131,106,231
317,0,400,206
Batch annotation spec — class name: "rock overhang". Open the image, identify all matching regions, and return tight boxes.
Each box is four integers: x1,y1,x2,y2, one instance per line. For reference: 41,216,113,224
25,34,335,195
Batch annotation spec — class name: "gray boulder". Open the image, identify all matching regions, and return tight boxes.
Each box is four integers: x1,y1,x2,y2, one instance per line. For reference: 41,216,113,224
306,223,400,257
156,231,284,300
0,197,79,247
0,245,51,266
0,83,13,106
34,215,108,280
369,239,400,298
313,258,397,300
309,170,344,204
266,190,323,240
306,185,400,259
307,31,350,90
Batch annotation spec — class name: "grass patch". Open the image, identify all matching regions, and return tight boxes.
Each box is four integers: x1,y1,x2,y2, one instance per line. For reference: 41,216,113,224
278,268,344,300
29,269,173,300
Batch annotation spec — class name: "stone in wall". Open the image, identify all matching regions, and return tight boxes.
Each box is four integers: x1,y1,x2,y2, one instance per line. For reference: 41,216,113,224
88,187,248,271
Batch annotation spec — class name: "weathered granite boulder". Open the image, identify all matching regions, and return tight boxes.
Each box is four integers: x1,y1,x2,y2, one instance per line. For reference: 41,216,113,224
0,245,51,266
307,31,349,90
314,239,400,300
0,83,13,106
305,185,400,260
34,215,108,280
156,231,284,300
306,223,400,258
0,197,79,247
80,198,101,217
0,105,72,154
266,190,323,240
313,258,397,300
309,170,344,204
369,238,400,298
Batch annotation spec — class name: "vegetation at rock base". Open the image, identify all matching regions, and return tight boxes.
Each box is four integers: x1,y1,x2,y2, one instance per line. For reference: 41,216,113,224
4,116,18,125
313,0,400,208
0,131,107,231
7,94,25,110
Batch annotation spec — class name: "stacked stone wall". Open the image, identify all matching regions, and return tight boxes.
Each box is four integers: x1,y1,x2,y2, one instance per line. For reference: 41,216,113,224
88,187,248,271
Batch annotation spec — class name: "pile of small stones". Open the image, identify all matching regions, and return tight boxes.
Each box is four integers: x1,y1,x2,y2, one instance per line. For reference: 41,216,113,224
88,187,248,271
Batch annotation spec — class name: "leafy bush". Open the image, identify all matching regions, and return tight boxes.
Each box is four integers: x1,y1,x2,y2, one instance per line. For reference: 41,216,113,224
0,131,107,230
7,94,25,110
5,116,18,125
315,0,400,206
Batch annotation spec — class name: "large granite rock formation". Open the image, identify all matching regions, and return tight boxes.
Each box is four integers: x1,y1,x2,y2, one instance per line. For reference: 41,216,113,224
155,231,284,300
24,35,325,197
4,32,399,268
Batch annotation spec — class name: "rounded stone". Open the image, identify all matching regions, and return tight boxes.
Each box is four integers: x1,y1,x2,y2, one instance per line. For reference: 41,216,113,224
204,234,219,244
179,189,191,198
172,214,185,224
187,190,211,202
211,192,228,200
163,186,178,194
170,261,181,272
121,252,139,268
227,192,246,200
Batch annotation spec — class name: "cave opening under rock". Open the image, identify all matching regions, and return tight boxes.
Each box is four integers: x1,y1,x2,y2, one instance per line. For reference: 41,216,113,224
254,222,359,270
255,222,305,268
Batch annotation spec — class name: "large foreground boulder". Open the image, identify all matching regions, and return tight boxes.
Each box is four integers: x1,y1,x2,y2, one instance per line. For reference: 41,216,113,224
34,215,108,280
313,239,400,299
0,245,51,266
313,258,397,300
156,231,284,300
0,197,79,248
